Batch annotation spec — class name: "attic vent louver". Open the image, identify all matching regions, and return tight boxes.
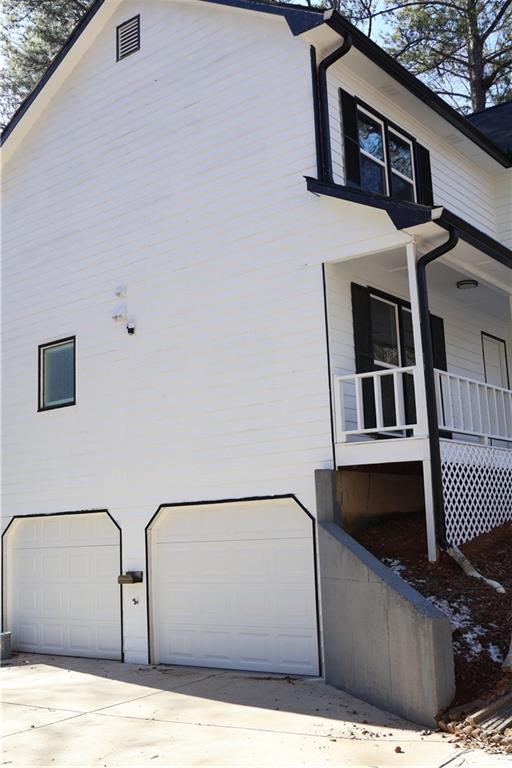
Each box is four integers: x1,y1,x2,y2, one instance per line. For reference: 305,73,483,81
117,15,140,61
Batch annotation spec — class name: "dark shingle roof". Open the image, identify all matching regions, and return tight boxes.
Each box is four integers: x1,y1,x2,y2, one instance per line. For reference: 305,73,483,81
467,101,512,155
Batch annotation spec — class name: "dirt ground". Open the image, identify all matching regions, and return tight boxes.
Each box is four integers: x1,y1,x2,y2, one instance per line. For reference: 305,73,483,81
357,516,512,707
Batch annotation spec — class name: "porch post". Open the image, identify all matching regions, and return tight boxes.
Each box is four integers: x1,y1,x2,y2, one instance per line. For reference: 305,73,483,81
406,241,437,562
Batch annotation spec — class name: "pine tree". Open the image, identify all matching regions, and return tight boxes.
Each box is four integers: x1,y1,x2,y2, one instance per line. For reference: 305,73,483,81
382,0,512,112
1,0,93,127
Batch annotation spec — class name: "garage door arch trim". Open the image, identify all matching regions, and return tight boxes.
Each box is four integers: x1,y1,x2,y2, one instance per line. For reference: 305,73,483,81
145,494,321,674
1,509,124,661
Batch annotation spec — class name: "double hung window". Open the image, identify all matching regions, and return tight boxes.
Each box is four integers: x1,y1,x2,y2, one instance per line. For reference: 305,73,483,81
341,90,433,206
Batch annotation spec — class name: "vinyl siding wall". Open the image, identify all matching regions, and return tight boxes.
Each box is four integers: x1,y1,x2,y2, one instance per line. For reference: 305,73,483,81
2,0,510,662
326,257,511,395
327,64,502,240
495,171,512,248
2,1,337,662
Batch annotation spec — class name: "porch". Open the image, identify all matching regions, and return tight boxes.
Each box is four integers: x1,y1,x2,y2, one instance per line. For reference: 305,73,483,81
325,235,512,557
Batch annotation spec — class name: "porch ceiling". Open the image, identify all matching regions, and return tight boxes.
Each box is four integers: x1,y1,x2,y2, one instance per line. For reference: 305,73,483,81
406,220,512,296
354,246,511,320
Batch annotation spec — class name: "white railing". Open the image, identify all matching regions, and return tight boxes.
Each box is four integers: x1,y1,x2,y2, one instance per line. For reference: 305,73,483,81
334,366,512,445
435,369,512,443
333,366,418,442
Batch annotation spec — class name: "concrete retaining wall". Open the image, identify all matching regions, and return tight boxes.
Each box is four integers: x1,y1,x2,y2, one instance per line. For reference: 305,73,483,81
316,470,455,726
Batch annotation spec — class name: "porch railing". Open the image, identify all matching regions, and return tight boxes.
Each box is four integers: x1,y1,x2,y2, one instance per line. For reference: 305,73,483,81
334,366,512,444
435,369,512,443
333,366,418,441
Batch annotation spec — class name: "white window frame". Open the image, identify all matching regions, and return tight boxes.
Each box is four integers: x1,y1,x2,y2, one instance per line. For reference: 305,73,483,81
370,294,402,369
357,107,389,196
388,128,416,202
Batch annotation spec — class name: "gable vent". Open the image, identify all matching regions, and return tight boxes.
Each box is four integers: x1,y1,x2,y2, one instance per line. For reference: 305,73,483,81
117,15,140,61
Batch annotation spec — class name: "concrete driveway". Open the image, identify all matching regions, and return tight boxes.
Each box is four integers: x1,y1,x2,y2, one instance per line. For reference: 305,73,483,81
0,654,509,767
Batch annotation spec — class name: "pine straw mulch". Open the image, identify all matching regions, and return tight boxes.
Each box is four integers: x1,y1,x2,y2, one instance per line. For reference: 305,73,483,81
356,516,512,709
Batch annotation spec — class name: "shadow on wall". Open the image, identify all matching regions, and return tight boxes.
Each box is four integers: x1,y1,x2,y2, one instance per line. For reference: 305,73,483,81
337,462,425,536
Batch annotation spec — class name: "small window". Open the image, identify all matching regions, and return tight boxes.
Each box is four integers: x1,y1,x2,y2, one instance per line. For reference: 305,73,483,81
116,15,140,61
39,338,75,411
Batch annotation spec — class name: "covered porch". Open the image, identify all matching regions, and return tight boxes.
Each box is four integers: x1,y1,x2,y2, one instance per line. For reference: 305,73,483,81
324,226,512,559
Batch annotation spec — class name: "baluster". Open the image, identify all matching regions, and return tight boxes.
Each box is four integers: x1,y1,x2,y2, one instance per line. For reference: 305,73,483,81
434,370,443,427
465,379,474,434
456,378,464,431
335,377,345,442
475,384,483,436
491,388,499,437
444,373,454,429
394,370,405,427
374,374,384,429
483,384,492,439
498,389,506,440
355,376,364,431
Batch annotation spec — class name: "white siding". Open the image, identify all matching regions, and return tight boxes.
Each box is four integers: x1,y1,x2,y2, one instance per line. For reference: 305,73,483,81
2,0,510,663
328,64,501,240
495,170,512,248
2,0,338,662
326,257,511,384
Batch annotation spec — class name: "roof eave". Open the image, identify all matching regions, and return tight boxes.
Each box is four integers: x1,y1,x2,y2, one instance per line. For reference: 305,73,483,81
325,12,512,169
306,176,512,268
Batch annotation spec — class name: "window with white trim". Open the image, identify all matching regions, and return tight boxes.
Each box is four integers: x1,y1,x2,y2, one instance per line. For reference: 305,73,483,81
39,338,75,411
356,107,416,201
357,109,387,196
340,90,434,205
388,130,416,202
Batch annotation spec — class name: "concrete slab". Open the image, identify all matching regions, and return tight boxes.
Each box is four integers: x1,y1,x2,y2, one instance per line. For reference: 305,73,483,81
1,654,509,767
0,702,78,737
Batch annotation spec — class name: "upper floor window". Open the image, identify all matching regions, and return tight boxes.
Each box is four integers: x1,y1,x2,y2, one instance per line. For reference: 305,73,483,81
341,90,433,206
39,338,75,411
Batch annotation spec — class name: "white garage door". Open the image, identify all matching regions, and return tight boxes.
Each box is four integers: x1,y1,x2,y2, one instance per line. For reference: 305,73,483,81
149,499,319,675
4,513,122,659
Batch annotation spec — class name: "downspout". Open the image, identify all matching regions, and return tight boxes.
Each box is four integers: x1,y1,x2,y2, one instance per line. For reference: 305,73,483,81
416,226,458,550
315,32,352,183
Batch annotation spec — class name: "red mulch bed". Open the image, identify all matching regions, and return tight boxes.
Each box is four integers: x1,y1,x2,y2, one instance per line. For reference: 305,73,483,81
357,516,512,707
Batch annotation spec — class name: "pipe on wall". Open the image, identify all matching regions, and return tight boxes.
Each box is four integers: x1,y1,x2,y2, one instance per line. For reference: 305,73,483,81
416,226,459,549
313,33,352,183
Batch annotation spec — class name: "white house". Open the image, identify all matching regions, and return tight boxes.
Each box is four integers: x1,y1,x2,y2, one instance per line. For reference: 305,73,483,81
2,0,511,711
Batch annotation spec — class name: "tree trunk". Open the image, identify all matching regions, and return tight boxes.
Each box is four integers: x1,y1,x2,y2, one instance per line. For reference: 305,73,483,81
467,0,486,111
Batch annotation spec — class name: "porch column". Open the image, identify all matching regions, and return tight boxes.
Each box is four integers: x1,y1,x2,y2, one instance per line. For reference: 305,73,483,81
406,241,437,561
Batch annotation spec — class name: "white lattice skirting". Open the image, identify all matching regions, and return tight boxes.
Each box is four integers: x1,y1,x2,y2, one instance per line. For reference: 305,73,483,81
440,439,512,546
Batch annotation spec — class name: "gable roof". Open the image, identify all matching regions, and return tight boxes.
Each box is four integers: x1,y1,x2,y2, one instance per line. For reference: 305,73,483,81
1,0,510,168
467,100,512,155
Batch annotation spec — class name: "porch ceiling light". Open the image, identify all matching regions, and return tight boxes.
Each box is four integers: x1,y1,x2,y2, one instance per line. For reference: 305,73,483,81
456,279,479,290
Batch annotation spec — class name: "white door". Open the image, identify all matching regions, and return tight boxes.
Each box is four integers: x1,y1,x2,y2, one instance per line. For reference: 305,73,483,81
5,512,121,659
482,334,509,389
150,499,319,675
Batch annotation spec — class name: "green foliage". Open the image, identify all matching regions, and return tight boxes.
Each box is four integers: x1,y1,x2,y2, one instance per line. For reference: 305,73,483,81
382,0,512,112
0,0,510,125
1,0,93,126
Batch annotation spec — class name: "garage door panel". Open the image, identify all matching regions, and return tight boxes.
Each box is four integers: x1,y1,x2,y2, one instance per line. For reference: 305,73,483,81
6,514,121,659
151,500,319,675
279,633,317,668
153,500,313,543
